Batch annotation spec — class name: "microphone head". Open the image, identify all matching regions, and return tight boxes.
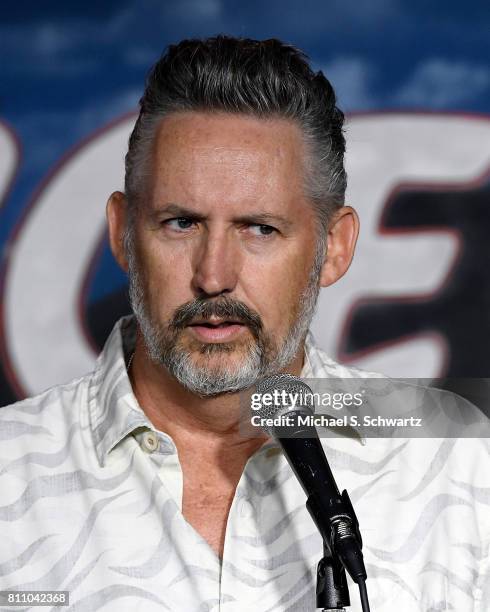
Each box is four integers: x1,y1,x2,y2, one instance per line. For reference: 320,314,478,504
254,374,315,436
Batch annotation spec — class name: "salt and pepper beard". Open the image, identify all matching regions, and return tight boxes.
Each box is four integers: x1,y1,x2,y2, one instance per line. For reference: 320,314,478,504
127,231,325,396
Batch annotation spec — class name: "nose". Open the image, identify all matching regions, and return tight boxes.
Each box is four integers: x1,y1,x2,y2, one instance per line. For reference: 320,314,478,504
191,228,239,297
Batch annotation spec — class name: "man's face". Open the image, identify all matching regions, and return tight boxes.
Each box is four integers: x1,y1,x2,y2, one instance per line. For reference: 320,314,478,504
127,112,324,395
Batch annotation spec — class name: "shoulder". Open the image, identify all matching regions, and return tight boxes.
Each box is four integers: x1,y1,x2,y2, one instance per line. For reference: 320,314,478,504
304,333,384,379
0,373,92,463
1,372,91,415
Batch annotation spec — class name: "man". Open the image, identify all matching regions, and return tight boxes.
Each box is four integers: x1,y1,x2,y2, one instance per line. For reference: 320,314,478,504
0,36,487,611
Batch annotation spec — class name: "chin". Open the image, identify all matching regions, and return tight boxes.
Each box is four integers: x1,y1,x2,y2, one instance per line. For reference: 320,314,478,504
185,338,260,367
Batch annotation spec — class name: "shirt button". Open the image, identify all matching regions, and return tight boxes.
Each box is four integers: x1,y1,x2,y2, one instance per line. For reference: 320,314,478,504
142,431,159,453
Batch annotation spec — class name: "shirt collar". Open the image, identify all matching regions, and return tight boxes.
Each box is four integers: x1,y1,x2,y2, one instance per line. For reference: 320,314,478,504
302,332,366,444
88,316,156,467
88,317,364,467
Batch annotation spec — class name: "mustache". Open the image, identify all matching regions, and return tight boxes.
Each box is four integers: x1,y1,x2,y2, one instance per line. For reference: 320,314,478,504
170,296,263,338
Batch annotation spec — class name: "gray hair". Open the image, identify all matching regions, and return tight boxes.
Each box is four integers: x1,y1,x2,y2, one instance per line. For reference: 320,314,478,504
124,35,346,245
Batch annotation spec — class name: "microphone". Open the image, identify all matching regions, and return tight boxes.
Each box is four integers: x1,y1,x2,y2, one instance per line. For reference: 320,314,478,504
254,374,367,588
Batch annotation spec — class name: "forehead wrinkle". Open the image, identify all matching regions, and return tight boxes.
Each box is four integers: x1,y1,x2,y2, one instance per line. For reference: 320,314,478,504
155,120,301,177
168,145,286,185
150,112,308,215
154,156,290,212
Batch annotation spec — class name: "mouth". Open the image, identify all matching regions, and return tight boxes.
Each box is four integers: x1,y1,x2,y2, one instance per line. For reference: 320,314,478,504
187,318,247,342
189,317,244,327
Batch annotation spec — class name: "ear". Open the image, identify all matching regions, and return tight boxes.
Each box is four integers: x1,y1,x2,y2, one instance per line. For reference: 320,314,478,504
319,206,360,287
106,191,130,272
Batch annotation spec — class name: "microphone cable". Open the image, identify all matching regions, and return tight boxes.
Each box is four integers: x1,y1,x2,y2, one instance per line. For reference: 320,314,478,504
358,578,371,612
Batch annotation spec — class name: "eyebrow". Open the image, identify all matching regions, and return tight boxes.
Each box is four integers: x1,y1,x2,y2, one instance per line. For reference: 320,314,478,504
151,204,204,220
151,203,293,229
233,212,292,230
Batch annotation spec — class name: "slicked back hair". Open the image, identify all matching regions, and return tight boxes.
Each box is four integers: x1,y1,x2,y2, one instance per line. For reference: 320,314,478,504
124,35,347,243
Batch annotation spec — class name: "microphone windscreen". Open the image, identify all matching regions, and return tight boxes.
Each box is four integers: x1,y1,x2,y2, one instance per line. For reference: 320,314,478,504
254,374,315,435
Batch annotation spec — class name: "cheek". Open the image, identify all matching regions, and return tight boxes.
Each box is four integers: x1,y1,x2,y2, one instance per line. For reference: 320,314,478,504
137,244,193,314
242,255,312,329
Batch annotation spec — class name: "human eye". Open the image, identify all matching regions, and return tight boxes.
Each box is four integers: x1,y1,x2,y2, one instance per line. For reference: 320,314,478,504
164,217,196,232
248,223,277,237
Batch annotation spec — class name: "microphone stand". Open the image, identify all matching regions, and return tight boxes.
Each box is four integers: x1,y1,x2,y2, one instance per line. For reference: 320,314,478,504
277,435,367,611
306,491,358,611
316,542,350,611
254,375,371,611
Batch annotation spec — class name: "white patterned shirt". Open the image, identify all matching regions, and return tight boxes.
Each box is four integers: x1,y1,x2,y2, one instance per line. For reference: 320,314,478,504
0,316,488,611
